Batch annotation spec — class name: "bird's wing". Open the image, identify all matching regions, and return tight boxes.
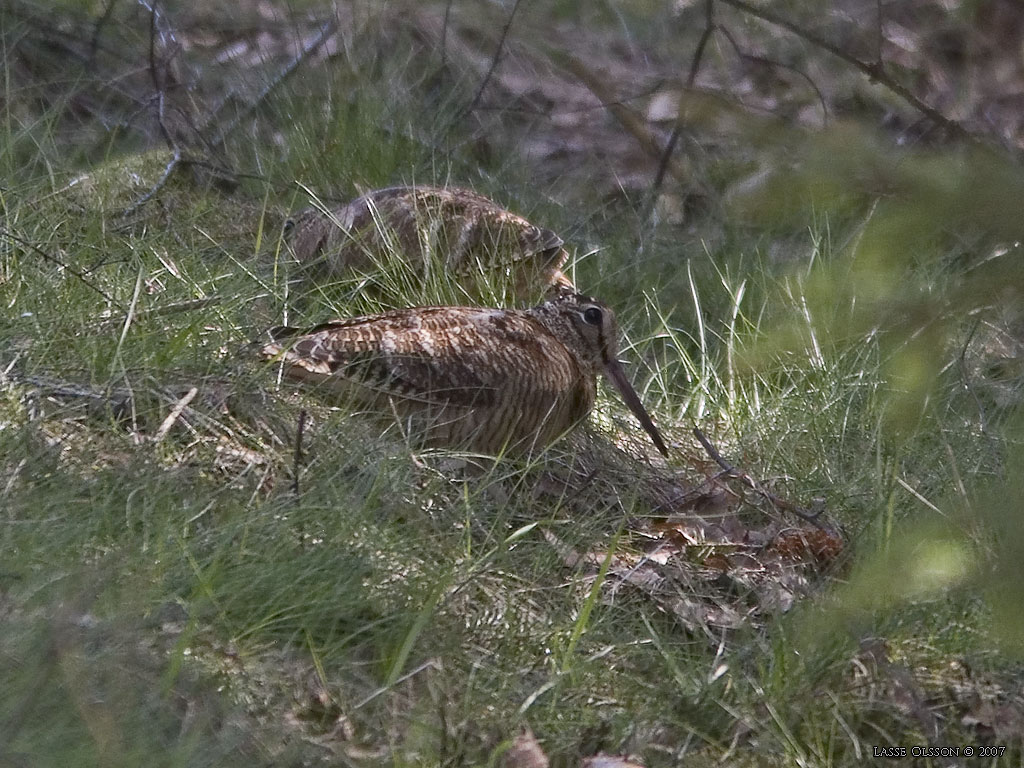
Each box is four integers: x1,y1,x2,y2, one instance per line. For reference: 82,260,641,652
263,308,579,408
306,187,568,274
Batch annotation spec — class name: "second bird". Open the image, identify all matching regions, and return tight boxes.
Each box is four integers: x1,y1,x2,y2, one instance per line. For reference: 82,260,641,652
284,185,573,304
263,290,668,457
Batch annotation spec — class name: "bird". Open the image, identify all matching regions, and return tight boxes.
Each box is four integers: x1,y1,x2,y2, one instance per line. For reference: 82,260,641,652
283,185,573,304
262,290,669,457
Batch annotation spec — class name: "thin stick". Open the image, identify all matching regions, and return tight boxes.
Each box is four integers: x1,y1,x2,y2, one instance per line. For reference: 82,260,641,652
145,0,179,150
154,386,198,442
693,426,825,527
352,659,439,710
716,0,973,142
0,227,119,308
208,21,337,151
462,0,524,116
17,374,116,401
650,0,715,205
558,53,689,185
121,146,182,217
292,409,307,498
147,0,163,95
717,26,828,123
440,0,454,71
116,0,187,215
89,0,120,63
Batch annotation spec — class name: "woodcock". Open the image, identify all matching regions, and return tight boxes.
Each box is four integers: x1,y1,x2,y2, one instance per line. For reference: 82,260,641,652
284,186,573,304
262,290,669,457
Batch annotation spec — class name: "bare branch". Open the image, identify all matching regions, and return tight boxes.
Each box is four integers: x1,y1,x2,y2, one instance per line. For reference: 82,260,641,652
0,228,120,308
693,426,826,527
89,0,119,63
557,53,690,186
651,0,717,200
208,20,337,151
147,0,162,94
121,146,182,218
717,25,828,124
462,0,524,117
440,0,454,71
716,0,974,142
292,410,307,499
154,386,198,442
686,0,717,89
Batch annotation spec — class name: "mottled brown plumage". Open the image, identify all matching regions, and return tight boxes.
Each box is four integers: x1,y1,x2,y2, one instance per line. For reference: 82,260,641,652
262,291,668,457
284,185,573,303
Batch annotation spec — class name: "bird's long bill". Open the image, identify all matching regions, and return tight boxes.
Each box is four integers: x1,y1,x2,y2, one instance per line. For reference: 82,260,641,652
602,360,670,457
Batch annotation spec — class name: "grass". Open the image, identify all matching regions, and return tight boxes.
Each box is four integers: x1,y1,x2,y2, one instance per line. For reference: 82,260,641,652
3,3,1024,766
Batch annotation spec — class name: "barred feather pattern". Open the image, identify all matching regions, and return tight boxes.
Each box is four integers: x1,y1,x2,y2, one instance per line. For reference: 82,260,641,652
263,291,668,457
284,186,573,301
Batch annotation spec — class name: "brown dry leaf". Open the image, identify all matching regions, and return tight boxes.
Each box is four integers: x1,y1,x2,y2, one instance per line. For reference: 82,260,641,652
772,527,844,565
702,553,731,572
650,519,702,549
961,699,1024,740
649,509,748,550
503,729,549,768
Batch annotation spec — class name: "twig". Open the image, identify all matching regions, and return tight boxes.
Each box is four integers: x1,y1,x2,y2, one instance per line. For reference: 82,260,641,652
117,0,188,215
440,0,454,71
874,0,884,67
84,296,226,332
137,296,223,318
957,316,996,445
716,0,973,142
89,0,119,63
208,21,337,151
693,426,825,527
557,53,690,186
462,0,524,117
152,50,175,154
0,227,120,308
7,373,134,425
717,25,828,124
135,0,178,54
142,0,187,151
686,0,717,89
154,386,198,442
650,0,716,206
17,375,118,402
352,659,439,710
292,409,307,498
121,145,182,218
147,0,164,96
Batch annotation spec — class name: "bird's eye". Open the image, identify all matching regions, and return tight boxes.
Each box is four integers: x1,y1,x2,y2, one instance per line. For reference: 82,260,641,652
283,218,296,235
583,306,603,325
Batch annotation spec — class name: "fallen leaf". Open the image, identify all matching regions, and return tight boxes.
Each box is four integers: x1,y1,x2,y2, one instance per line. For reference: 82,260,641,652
503,730,549,768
